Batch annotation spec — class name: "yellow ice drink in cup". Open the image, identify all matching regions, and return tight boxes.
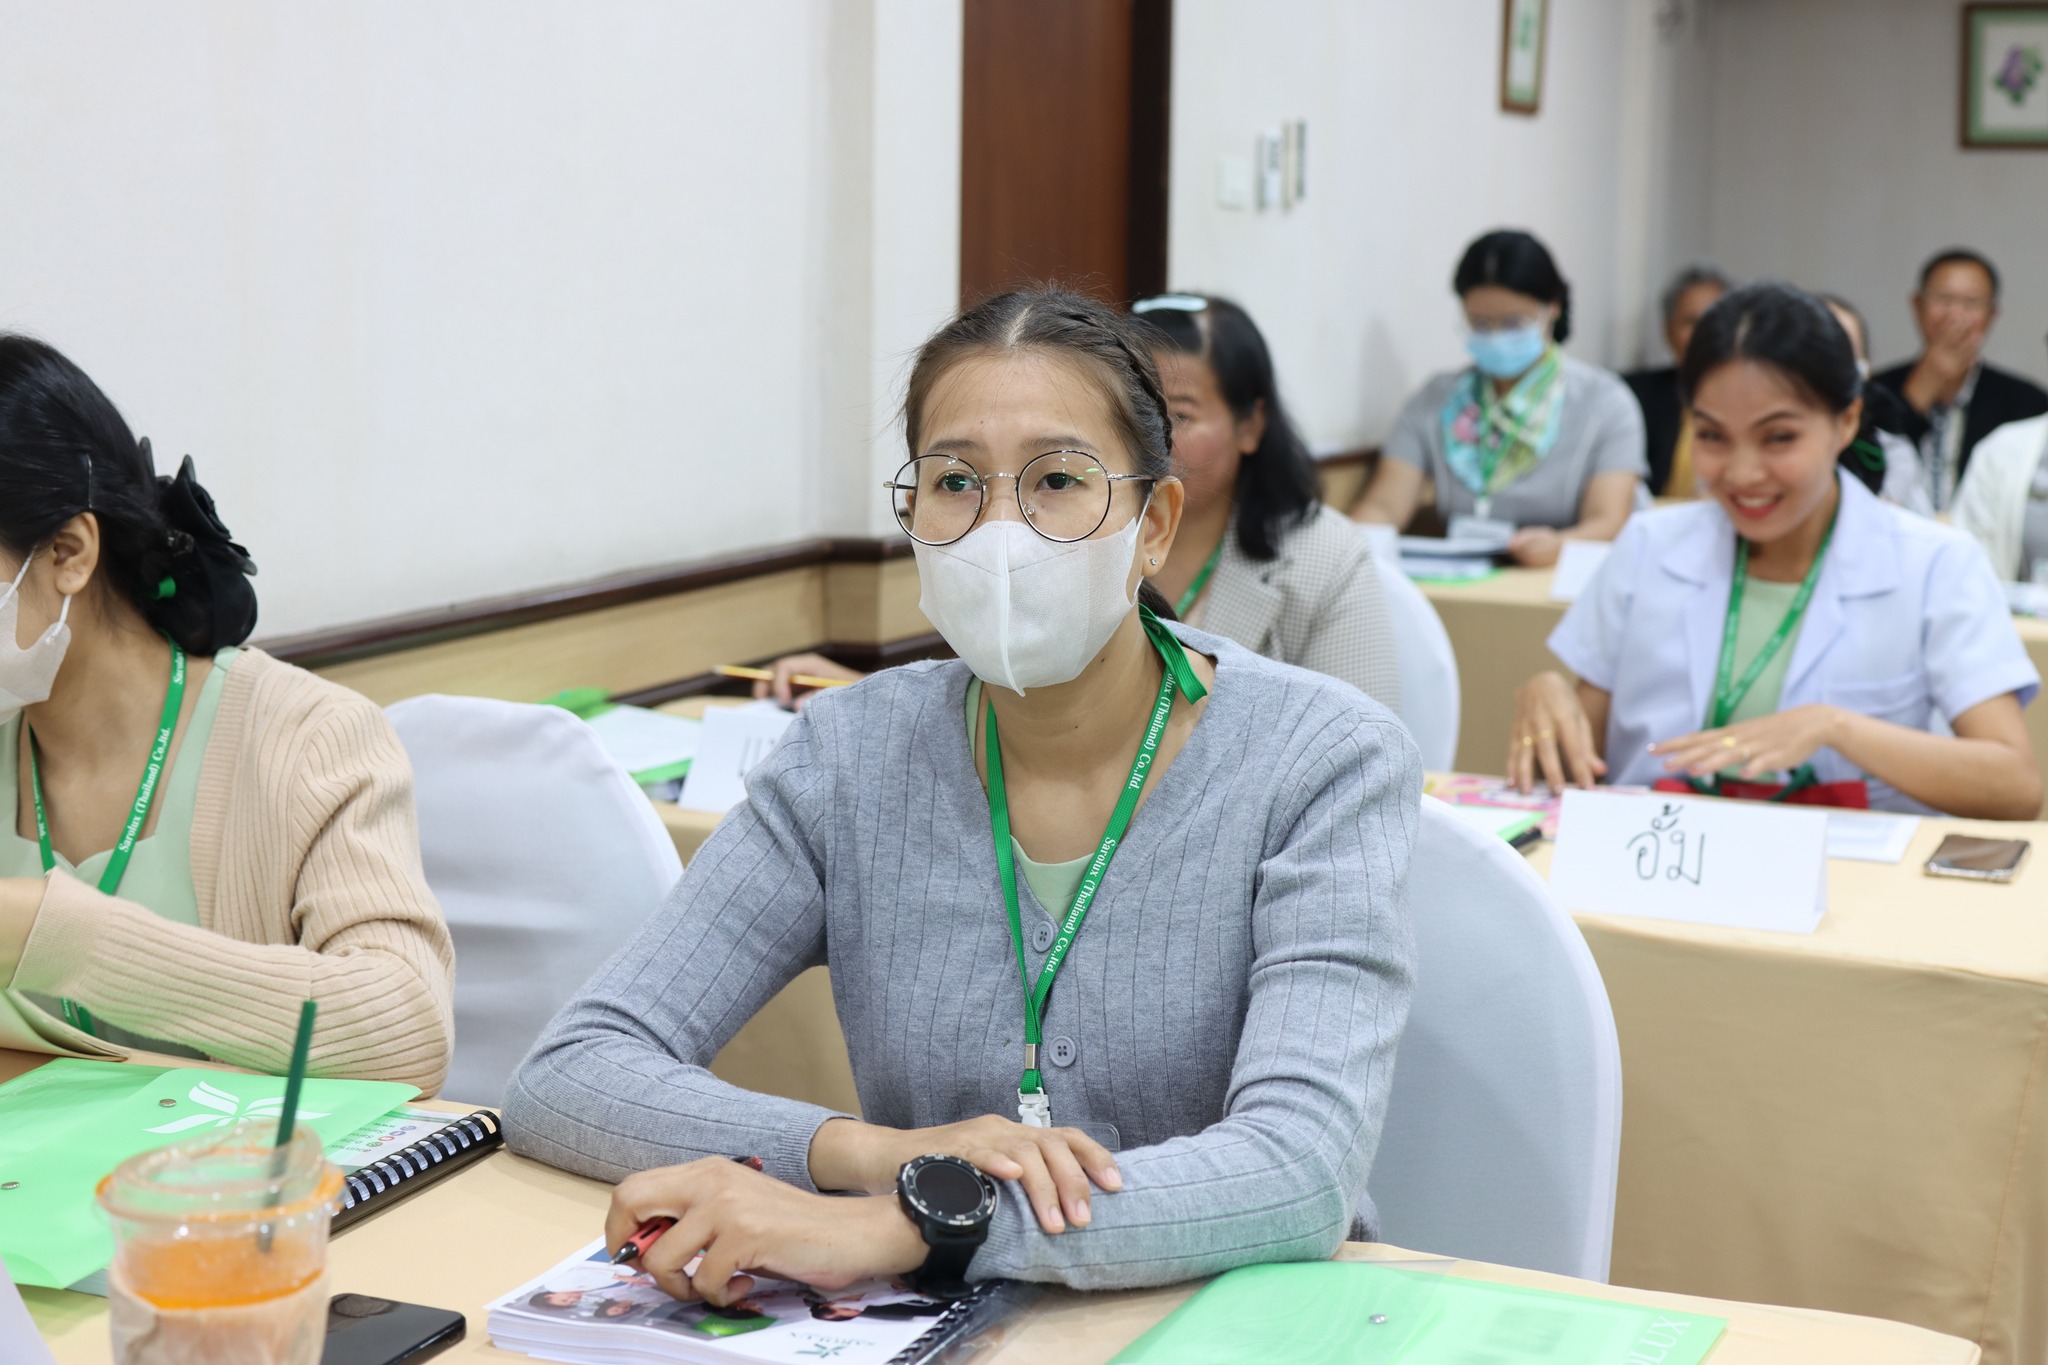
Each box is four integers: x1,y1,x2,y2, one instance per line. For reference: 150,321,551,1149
96,1118,343,1365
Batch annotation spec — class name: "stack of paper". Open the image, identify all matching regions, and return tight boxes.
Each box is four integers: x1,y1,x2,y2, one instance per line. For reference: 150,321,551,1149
676,704,798,814
1824,810,1920,863
582,705,703,786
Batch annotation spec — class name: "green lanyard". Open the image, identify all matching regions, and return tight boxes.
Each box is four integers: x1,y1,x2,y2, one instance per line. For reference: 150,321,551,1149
28,640,186,1037
983,607,1207,1127
1706,520,1834,730
1174,539,1224,617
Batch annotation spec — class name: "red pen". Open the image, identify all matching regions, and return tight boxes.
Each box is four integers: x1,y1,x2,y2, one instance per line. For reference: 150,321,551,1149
612,1156,764,1265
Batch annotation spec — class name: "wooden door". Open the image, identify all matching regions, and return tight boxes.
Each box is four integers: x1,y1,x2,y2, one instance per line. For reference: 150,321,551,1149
959,0,1171,307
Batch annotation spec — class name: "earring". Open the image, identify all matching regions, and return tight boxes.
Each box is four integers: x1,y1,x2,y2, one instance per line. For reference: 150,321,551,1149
1149,557,1158,566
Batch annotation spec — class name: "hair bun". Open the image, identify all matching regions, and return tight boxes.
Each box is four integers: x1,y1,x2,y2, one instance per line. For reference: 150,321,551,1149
152,454,259,652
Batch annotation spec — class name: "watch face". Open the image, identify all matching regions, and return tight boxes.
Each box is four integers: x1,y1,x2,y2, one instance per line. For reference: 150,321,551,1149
911,1159,989,1222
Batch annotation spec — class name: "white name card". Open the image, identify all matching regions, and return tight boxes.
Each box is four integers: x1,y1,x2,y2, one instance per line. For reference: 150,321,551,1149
0,1255,56,1365
675,702,797,814
1548,789,1828,934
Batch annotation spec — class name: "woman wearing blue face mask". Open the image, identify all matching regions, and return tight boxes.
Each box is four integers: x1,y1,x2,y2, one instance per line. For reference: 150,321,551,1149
1352,229,1648,567
505,288,1419,1302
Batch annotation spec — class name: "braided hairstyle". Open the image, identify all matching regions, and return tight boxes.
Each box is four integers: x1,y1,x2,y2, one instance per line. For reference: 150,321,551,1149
0,334,257,654
904,287,1179,617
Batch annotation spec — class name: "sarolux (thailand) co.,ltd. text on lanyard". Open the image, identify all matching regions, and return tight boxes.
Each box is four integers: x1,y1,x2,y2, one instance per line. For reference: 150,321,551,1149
982,605,1206,1128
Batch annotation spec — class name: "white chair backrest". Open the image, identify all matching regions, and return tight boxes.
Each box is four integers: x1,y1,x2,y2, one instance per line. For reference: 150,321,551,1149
387,695,683,1106
1368,796,1622,1281
1364,532,1461,769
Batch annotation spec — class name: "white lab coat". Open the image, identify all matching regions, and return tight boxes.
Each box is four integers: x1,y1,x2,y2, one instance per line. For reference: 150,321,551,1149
1952,413,2048,581
1550,469,2040,813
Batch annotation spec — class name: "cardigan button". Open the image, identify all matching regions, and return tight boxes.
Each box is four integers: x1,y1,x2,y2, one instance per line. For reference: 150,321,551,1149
1031,920,1056,954
1048,1036,1077,1068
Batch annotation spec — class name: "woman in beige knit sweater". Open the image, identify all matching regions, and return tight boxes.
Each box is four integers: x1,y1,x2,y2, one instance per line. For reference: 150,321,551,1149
0,335,453,1092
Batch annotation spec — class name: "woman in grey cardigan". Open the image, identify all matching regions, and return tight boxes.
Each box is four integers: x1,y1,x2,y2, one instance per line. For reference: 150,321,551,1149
505,289,1419,1303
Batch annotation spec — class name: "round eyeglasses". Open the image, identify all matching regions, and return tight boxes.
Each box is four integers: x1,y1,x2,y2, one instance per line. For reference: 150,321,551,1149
885,451,1155,546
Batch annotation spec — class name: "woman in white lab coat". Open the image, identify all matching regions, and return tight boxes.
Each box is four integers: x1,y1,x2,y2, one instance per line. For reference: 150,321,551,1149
1508,283,2040,818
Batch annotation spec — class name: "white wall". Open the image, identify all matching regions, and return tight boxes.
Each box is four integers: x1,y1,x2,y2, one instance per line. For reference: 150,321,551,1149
1701,0,2048,385
1166,0,1667,454
0,1,958,636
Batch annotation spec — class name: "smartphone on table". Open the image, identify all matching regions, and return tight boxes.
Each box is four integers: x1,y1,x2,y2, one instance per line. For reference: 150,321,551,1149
1923,834,2031,883
322,1293,464,1365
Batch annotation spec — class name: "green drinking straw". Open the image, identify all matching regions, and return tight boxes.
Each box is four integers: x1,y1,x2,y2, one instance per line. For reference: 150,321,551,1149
273,998,319,1152
259,998,318,1253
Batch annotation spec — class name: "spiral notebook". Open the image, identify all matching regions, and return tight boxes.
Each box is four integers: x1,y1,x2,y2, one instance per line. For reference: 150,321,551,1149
330,1106,504,1231
486,1238,1037,1365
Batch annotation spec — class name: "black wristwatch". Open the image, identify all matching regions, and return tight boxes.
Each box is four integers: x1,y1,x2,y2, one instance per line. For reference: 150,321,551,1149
896,1154,997,1296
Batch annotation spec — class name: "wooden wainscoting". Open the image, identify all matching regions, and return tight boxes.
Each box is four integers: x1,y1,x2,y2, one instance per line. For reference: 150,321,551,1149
262,539,935,708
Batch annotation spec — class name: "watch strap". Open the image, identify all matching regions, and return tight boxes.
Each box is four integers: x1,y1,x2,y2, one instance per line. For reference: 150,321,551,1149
909,1234,980,1294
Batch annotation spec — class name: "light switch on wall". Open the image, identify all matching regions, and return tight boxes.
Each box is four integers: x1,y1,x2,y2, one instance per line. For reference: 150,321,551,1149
1283,119,1306,206
1257,128,1284,209
1216,152,1252,209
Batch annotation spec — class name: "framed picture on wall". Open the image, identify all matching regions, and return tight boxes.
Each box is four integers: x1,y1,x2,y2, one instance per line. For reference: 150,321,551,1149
1500,0,1548,115
1962,3,2048,147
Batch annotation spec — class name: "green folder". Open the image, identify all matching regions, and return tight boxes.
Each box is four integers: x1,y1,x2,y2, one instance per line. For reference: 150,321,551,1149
1111,1262,1725,1365
0,1059,415,1289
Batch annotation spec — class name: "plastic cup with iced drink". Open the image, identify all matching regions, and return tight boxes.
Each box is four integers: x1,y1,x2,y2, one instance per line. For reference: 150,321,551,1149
96,1118,343,1365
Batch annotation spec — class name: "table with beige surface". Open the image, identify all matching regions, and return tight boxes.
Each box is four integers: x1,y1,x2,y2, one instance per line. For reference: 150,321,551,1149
12,1050,1975,1364
1417,565,2048,818
1527,814,2048,1365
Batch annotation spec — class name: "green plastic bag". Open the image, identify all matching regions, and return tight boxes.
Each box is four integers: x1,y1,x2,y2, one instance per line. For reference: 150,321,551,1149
1111,1262,1725,1365
0,1060,415,1289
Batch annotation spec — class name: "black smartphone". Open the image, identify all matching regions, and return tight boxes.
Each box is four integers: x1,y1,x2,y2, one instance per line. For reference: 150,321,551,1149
321,1293,465,1365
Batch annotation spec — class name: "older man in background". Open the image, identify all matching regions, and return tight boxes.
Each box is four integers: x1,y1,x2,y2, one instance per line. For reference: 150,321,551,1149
1874,247,2048,513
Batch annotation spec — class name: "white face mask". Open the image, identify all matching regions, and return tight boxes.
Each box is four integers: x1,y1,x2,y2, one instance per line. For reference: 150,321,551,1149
914,515,1145,695
0,553,72,724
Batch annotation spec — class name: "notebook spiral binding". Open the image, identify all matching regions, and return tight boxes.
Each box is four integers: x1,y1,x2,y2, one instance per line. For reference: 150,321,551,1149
887,1280,1040,1365
333,1109,504,1232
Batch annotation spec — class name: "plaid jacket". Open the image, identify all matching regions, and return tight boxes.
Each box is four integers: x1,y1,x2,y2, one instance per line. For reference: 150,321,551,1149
1195,504,1402,713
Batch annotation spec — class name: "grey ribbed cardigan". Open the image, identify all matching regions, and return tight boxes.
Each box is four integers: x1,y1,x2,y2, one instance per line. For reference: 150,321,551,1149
504,625,1419,1290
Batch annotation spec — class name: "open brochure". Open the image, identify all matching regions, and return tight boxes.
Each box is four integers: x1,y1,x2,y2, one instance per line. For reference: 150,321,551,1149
487,1239,1015,1365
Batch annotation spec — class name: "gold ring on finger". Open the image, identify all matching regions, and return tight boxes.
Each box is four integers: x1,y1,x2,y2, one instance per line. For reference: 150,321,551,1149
1720,735,1739,749
1520,735,1536,747
1537,729,1555,741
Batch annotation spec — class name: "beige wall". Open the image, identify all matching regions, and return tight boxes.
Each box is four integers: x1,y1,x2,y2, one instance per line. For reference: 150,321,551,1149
1165,0,1696,453
1699,0,2048,384
0,1,958,637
